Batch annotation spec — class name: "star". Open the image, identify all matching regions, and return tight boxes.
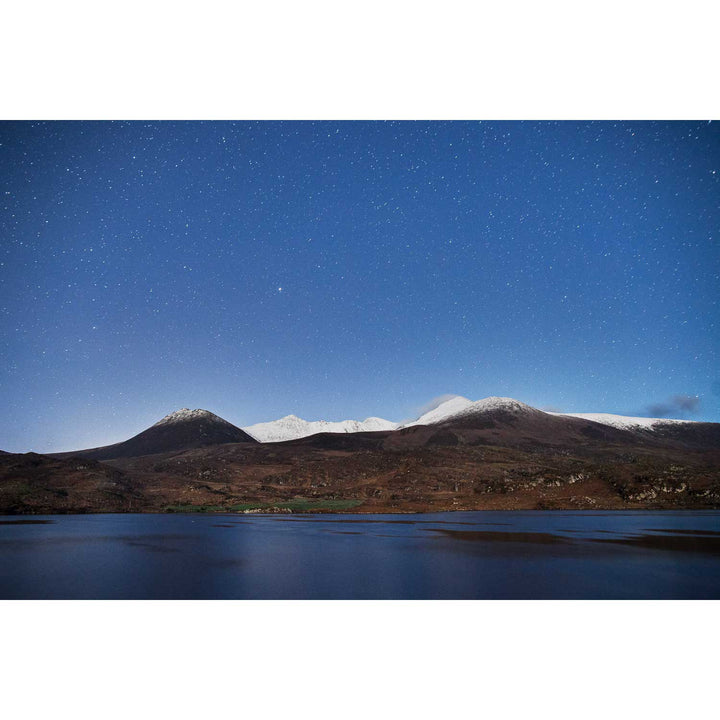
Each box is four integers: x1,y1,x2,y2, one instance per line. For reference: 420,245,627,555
1,120,718,452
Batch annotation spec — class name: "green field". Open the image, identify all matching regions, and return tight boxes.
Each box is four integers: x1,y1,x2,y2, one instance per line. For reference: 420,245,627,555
163,499,363,513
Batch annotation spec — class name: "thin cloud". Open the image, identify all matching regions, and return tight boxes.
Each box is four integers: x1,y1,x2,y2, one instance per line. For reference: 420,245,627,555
417,394,463,417
647,394,700,418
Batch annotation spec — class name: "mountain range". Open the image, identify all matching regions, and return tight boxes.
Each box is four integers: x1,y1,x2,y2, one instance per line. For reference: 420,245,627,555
1,395,718,514
243,414,397,443
241,394,698,442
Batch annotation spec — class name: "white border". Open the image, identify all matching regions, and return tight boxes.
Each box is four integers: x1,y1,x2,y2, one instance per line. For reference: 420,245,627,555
2,600,717,719
2,2,717,717
2,1,718,119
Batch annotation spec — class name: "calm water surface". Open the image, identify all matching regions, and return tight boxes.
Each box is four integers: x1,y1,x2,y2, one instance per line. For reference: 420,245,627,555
1,511,719,599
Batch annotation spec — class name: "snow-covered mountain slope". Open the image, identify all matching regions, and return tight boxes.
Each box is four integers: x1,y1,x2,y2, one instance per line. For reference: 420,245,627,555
400,396,536,427
243,414,398,443
400,396,474,427
549,411,694,431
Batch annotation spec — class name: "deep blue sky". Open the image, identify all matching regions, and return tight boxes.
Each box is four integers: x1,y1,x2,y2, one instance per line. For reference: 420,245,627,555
1,120,718,451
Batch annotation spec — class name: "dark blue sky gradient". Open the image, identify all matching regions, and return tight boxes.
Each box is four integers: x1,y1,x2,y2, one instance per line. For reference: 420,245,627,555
1,121,719,451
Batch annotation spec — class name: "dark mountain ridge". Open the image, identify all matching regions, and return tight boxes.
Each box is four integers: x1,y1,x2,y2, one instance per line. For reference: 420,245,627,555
52,408,257,461
3,399,718,514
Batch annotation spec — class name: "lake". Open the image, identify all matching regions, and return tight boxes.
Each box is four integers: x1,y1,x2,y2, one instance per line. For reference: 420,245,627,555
1,510,719,599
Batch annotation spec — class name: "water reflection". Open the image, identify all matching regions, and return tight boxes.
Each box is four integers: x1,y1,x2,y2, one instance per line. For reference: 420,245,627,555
0,510,718,599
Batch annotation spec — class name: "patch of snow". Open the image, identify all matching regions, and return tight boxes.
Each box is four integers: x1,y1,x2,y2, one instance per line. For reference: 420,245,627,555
549,411,695,431
153,408,226,426
242,414,398,443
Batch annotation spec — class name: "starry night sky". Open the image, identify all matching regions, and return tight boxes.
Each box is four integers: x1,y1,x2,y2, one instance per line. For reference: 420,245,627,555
1,120,719,452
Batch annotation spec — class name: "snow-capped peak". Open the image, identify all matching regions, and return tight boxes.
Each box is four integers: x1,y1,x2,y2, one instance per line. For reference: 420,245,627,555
401,396,535,428
153,408,222,426
461,396,537,415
